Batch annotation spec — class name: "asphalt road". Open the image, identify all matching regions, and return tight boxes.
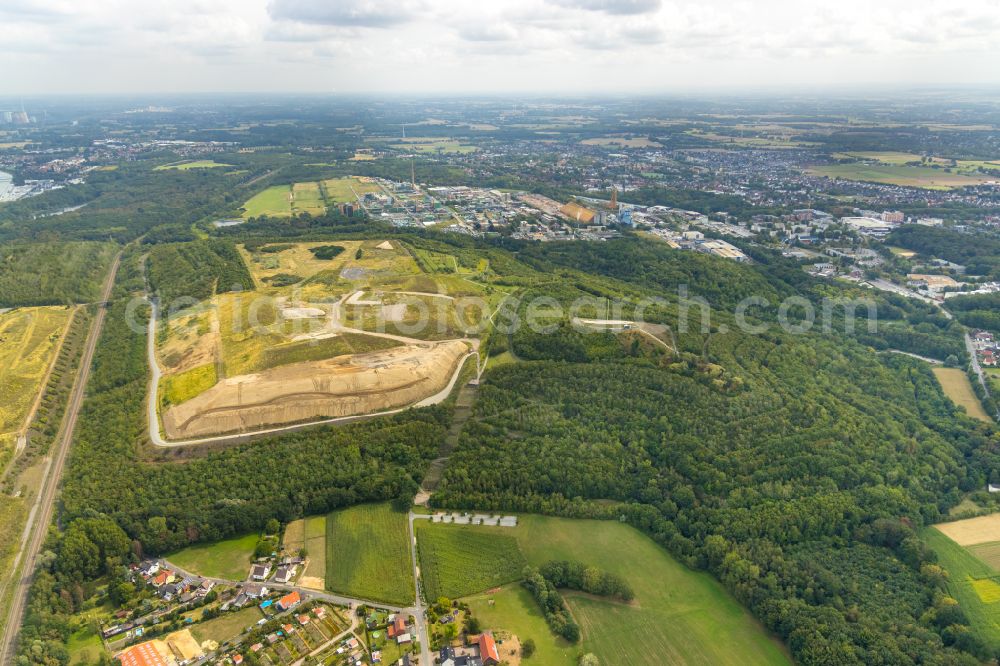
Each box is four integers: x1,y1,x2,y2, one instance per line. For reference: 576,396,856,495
0,253,121,666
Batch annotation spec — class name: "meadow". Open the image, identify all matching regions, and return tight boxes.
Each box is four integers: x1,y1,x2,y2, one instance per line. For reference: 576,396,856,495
291,181,326,217
932,367,992,422
325,503,414,605
414,522,525,600
242,185,293,218
427,515,789,665
922,526,1000,652
167,533,258,581
190,606,264,645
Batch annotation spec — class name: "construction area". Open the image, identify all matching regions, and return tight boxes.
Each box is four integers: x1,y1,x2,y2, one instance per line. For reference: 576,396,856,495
150,240,492,442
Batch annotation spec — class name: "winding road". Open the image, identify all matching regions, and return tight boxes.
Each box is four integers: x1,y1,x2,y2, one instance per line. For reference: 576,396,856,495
0,253,121,666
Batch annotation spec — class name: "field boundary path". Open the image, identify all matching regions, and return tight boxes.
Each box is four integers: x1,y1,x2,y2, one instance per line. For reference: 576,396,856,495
0,252,121,666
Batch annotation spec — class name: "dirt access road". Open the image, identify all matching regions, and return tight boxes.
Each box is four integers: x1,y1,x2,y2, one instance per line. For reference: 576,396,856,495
0,253,120,666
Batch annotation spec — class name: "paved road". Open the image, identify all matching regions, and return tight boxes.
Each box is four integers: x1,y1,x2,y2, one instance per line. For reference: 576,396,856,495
407,513,432,666
0,253,121,666
885,349,944,365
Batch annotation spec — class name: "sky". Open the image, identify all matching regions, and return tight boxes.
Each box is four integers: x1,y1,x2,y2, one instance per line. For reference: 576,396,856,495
3,0,1000,95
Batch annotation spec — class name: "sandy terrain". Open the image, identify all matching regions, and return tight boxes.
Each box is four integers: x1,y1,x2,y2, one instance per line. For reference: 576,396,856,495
936,513,1000,546
162,340,469,438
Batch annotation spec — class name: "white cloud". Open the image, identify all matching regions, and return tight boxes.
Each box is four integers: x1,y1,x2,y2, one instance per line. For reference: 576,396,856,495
1,0,999,93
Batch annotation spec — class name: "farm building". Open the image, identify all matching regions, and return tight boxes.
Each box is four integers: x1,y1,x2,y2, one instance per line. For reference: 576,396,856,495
479,632,500,665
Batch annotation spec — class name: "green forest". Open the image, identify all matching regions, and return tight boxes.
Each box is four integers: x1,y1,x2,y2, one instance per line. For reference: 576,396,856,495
0,241,116,307
146,240,254,305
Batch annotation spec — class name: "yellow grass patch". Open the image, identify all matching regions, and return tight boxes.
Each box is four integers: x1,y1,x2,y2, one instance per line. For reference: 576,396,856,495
971,578,1000,603
933,367,992,422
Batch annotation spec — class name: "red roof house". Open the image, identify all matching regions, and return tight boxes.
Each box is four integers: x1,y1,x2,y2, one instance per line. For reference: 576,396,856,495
277,590,301,611
387,616,407,638
479,632,500,665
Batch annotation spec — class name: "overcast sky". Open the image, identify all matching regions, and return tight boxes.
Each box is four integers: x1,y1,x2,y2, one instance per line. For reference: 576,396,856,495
3,0,1000,95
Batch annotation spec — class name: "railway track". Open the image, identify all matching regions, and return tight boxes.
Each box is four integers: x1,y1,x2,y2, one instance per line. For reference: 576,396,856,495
0,253,120,666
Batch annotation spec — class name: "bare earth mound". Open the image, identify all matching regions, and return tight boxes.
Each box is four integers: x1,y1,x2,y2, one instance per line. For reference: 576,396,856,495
162,341,469,438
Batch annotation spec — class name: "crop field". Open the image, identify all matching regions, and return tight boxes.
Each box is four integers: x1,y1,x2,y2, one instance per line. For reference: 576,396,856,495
0,307,73,443
686,129,817,149
415,522,525,600
923,526,1000,651
321,177,381,203
242,185,293,218
374,137,477,154
325,503,413,605
291,181,326,216
932,368,991,422
459,515,789,666
935,513,1000,547
809,164,995,190
155,160,233,171
190,606,264,646
167,533,258,581
284,515,327,589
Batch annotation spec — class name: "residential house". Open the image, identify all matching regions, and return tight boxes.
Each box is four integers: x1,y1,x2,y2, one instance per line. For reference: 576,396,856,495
387,615,407,638
250,564,271,581
276,590,301,612
273,565,295,584
479,632,500,666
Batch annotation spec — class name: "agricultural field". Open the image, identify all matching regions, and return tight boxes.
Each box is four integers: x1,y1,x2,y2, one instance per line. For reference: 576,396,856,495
167,533,258,581
932,367,992,422
321,177,381,203
923,524,1000,652
686,129,817,149
580,135,662,148
414,522,525,600
372,137,477,154
242,185,293,218
325,503,413,605
291,181,326,216
0,307,73,454
832,151,1000,173
458,515,790,666
154,160,233,171
284,515,327,589
241,177,378,219
808,163,996,190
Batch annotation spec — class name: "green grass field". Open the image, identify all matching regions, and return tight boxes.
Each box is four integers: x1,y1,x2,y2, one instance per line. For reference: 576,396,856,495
321,177,381,203
67,627,104,665
922,527,1000,651
155,160,233,171
167,533,258,581
190,606,264,645
462,515,790,666
260,334,401,371
291,182,326,216
325,503,414,605
242,185,293,218
415,522,525,600
161,363,218,405
466,585,577,664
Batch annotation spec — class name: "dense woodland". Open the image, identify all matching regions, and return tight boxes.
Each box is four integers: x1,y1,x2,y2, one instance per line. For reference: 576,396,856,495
0,242,116,307
888,225,1000,278
3,153,999,666
146,240,254,305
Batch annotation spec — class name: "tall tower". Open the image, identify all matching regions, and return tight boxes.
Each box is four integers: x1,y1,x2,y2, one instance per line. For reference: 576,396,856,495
411,160,416,188
609,187,617,210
